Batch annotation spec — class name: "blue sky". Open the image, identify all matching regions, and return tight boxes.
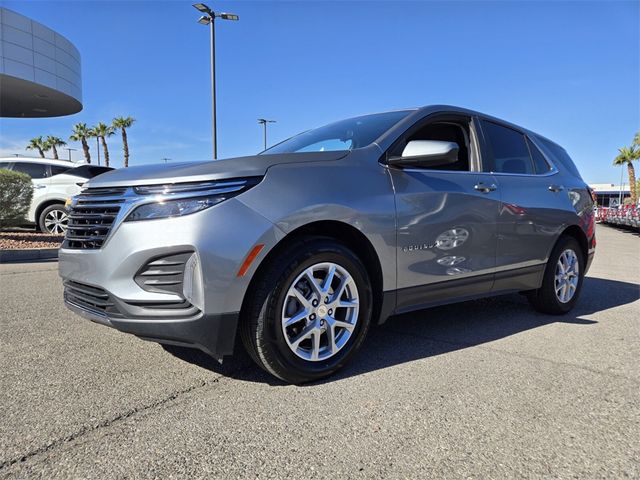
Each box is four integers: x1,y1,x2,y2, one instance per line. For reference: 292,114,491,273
1,0,638,184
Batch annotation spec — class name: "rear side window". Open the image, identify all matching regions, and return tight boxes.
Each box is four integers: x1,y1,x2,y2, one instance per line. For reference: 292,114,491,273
50,165,71,176
480,120,534,174
0,162,12,170
526,138,552,174
12,162,48,179
535,137,582,179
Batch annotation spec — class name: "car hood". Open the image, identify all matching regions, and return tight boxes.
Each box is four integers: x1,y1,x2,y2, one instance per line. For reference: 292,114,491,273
86,151,350,188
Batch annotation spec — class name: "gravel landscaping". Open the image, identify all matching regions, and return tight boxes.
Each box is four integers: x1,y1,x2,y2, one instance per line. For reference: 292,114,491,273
0,231,63,250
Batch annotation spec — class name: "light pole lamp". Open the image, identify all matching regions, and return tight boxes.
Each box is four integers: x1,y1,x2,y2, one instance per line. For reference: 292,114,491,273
258,118,276,151
193,3,239,160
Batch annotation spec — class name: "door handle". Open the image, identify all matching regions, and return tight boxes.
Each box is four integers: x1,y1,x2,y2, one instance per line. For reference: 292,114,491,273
34,184,47,189
548,184,564,192
474,183,497,193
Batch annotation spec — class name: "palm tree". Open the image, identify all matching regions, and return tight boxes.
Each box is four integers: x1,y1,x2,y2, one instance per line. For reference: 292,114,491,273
112,116,135,167
90,123,115,167
45,136,66,160
69,123,92,163
613,145,639,204
26,136,47,158
633,131,640,148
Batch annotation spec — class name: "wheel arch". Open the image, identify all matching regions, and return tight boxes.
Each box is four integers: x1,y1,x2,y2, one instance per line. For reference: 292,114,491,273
241,220,386,325
34,198,67,230
35,198,67,222
559,224,589,265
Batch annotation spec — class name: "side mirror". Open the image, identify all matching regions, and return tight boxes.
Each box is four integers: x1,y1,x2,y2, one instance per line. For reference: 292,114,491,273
388,140,459,168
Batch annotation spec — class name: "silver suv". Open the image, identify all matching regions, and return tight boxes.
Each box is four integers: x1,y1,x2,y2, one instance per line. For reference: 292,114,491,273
59,106,596,383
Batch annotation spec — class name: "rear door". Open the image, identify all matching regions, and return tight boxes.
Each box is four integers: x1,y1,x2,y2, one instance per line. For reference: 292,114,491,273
48,164,82,199
11,162,51,222
476,119,572,291
386,113,501,313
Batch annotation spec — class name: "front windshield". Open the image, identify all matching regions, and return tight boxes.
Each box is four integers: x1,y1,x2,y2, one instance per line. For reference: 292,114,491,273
262,110,412,155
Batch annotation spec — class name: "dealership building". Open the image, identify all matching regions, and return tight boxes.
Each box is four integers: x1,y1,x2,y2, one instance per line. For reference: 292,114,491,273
589,183,631,207
0,7,82,117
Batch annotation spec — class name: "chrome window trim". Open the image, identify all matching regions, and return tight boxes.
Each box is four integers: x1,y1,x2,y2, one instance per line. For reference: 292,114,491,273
476,169,560,178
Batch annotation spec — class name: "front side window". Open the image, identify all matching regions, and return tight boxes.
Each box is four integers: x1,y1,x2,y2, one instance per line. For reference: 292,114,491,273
397,121,471,171
0,162,12,170
263,110,412,154
12,162,48,179
481,120,534,174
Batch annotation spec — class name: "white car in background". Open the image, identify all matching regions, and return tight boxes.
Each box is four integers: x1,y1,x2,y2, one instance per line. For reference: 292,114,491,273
0,157,112,234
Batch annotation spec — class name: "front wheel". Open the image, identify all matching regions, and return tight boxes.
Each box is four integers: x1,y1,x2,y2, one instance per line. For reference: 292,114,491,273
240,237,373,384
528,235,585,315
38,204,68,234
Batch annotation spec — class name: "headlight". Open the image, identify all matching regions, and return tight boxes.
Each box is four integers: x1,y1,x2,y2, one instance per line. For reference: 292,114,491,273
125,177,261,222
126,196,225,221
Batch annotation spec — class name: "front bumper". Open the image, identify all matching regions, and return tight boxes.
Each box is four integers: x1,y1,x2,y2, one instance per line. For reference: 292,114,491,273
59,197,284,358
65,294,238,358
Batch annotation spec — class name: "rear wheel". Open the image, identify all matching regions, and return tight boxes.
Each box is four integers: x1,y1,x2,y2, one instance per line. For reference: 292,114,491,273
528,235,585,314
38,204,68,234
240,237,373,384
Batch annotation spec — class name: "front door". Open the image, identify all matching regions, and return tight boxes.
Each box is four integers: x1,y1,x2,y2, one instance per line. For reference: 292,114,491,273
385,115,500,313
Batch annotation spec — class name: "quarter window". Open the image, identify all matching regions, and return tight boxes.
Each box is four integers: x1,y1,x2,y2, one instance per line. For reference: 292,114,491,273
480,120,534,174
527,138,552,174
12,162,48,179
50,165,71,176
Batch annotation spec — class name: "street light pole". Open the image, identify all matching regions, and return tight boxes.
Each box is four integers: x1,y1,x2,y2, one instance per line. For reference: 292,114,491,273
209,19,217,160
193,3,239,160
65,147,77,162
257,118,276,151
96,137,101,166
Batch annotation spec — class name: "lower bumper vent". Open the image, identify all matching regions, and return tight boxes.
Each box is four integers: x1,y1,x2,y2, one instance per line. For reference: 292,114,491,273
134,252,193,296
64,280,122,317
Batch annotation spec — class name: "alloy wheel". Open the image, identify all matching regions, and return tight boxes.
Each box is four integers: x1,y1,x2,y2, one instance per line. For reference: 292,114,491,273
44,209,68,234
281,262,359,362
554,248,579,303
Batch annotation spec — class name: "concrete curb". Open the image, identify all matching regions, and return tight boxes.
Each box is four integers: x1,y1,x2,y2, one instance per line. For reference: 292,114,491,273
0,248,59,263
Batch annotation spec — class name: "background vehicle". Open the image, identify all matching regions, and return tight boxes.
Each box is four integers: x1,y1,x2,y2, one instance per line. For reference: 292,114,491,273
597,204,640,230
0,157,112,233
58,106,596,383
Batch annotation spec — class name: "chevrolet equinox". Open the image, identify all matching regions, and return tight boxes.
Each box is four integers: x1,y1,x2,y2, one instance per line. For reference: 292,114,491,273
59,105,596,383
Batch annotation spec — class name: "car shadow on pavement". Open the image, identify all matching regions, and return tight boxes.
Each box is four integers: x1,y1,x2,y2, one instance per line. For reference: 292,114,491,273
598,224,640,237
163,276,639,386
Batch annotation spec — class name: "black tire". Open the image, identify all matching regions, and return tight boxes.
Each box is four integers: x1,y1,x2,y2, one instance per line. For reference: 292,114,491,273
528,235,585,315
38,204,68,234
240,237,373,384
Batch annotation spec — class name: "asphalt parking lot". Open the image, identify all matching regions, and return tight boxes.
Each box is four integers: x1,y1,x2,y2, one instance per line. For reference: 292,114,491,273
1,225,638,479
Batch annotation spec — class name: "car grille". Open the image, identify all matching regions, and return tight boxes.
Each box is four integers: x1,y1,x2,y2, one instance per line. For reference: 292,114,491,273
63,280,122,317
62,187,127,249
